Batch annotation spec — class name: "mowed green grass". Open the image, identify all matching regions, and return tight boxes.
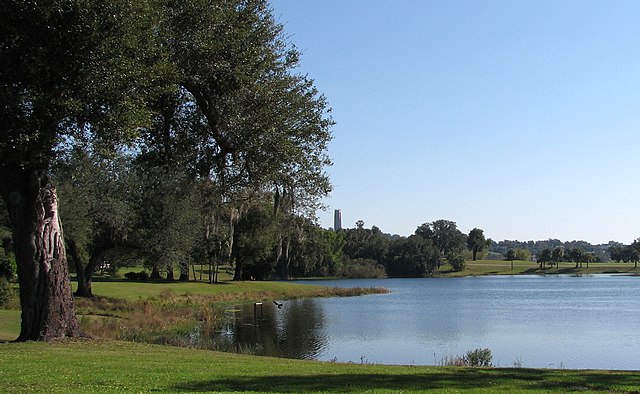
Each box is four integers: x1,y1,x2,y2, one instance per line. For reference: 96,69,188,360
1,340,639,393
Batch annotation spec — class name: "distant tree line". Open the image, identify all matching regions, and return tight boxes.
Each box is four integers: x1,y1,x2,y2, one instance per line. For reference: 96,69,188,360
490,239,613,263
336,219,490,277
609,241,640,268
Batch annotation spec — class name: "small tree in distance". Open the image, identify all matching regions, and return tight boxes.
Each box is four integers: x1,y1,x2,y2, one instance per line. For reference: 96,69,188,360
551,247,565,268
467,228,488,261
504,249,516,270
538,248,552,270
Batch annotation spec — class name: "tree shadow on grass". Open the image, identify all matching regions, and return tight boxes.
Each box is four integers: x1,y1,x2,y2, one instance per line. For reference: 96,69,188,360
171,368,640,393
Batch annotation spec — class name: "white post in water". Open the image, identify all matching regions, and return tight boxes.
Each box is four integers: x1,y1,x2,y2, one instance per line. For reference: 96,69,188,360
254,302,263,325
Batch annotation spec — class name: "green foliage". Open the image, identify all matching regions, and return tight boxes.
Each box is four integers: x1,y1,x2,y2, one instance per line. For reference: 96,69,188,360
385,235,441,277
55,146,138,254
514,248,531,261
0,260,13,281
342,224,389,264
465,348,494,367
124,271,150,281
0,203,15,280
467,228,487,261
538,248,552,268
441,348,493,367
611,243,640,268
133,166,202,279
551,247,565,263
416,220,466,258
232,202,277,280
337,258,386,279
0,0,167,168
492,239,610,263
283,221,345,278
610,244,624,262
0,278,13,307
447,252,466,272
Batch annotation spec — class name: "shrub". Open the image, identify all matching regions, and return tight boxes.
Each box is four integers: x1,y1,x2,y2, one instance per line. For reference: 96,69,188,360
337,258,386,279
448,253,466,272
440,354,468,366
465,348,493,367
124,271,149,281
441,348,493,367
0,259,14,280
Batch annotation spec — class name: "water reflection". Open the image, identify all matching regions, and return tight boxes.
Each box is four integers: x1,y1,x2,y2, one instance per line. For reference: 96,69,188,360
211,299,327,359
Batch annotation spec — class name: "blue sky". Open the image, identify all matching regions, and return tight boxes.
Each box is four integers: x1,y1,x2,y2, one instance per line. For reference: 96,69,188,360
270,0,640,244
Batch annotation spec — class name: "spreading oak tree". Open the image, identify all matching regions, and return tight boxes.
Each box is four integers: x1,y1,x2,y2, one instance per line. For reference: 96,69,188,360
1,0,333,340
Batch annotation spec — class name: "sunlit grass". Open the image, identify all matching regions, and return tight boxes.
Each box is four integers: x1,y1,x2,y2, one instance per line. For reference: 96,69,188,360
0,340,638,393
81,279,383,301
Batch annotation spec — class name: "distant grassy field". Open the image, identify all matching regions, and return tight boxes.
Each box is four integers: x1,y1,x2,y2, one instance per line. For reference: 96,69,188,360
1,340,639,393
440,259,640,277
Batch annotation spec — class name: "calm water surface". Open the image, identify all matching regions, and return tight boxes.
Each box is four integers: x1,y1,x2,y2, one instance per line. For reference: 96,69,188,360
212,275,640,369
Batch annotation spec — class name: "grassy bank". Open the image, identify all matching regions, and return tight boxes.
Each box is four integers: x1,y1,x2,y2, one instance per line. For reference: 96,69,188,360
83,278,385,301
1,340,639,393
440,260,640,277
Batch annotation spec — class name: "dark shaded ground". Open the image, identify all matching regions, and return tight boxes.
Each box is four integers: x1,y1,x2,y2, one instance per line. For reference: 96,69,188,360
173,368,640,393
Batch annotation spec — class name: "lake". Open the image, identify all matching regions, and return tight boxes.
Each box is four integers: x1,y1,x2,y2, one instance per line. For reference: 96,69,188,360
208,275,640,370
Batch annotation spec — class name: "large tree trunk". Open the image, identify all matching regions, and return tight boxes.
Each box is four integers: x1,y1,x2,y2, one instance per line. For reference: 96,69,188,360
233,257,243,281
1,168,80,341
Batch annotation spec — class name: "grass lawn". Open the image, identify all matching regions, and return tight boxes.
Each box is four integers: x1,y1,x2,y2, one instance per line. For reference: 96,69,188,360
1,340,639,393
0,309,20,341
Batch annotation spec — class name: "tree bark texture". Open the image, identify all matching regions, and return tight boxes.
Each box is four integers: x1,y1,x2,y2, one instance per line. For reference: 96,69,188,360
1,168,81,341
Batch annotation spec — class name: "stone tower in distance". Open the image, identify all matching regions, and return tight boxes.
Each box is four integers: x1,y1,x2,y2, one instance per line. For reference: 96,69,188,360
334,209,342,231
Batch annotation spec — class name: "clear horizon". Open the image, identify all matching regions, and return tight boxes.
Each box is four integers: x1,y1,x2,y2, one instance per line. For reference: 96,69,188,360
271,0,640,245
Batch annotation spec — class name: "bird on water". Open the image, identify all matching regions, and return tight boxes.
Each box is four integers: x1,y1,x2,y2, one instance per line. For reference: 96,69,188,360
273,300,283,309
